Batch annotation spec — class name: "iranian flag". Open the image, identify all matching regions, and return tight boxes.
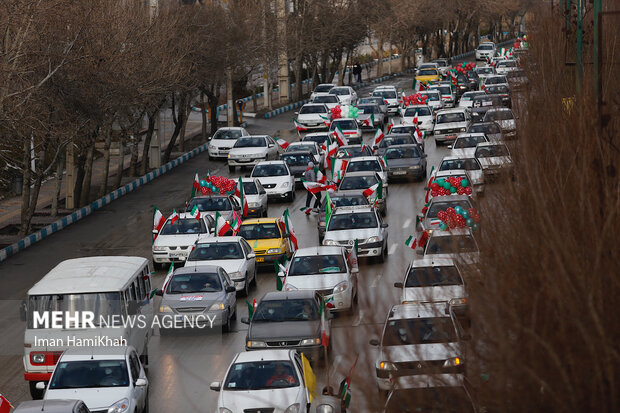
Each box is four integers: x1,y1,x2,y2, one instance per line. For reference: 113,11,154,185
191,171,200,198
300,206,313,215
230,211,242,235
405,235,417,249
0,394,12,413
188,205,201,221
333,159,349,182
302,180,324,195
332,126,348,146
324,191,333,227
315,167,327,184
414,80,423,92
372,128,385,147
276,138,290,149
238,177,249,217
282,208,298,251
274,259,287,291
362,113,375,127
347,239,359,273
319,298,330,347
215,211,232,236
413,115,419,126
153,206,166,240
414,125,423,144
162,260,175,292
363,181,383,199
246,299,257,320
323,136,338,169
320,115,331,127
169,209,179,225
387,119,394,133
293,118,308,132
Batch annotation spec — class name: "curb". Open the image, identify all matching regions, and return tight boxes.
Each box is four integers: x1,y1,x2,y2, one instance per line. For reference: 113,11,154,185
0,142,210,263
264,99,310,119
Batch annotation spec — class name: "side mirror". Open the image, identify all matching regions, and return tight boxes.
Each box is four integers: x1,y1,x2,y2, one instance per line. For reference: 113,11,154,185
394,282,403,288
20,300,27,322
241,317,250,324
155,289,163,297
35,382,46,390
268,144,275,148
381,223,389,228
226,286,236,293
369,338,380,346
209,381,222,392
135,378,147,387
152,229,158,235
247,253,256,259
295,111,299,115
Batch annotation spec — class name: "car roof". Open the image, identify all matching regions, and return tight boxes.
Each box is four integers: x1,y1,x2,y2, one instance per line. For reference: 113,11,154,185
261,290,316,301
332,205,374,214
316,83,336,87
244,135,270,139
294,246,345,257
234,349,294,363
435,169,468,177
348,156,380,162
476,141,507,148
173,265,222,275
28,257,148,296
60,346,133,361
289,141,317,146
255,160,287,166
178,212,206,220
429,228,473,237
386,144,420,150
196,236,243,244
441,154,475,161
389,303,448,319
428,194,472,203
410,257,456,268
282,150,313,156
404,104,431,109
436,108,468,115
216,126,246,131
14,400,82,413
242,218,280,225
305,132,330,137
330,191,366,198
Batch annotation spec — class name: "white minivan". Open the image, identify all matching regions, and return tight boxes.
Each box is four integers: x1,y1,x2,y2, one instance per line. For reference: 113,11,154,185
21,257,154,399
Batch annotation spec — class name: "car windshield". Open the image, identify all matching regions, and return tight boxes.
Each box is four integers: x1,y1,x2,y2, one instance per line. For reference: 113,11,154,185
330,120,357,130
167,272,222,294
433,86,452,95
383,317,458,346
303,135,328,145
213,129,243,140
385,388,475,413
406,266,462,287
299,105,327,114
49,360,129,389
234,137,265,148
327,212,378,230
288,144,317,155
468,123,501,134
437,113,465,124
348,160,381,173
358,105,377,114
373,90,397,99
383,136,414,147
337,146,371,158
288,254,347,275
339,175,378,190
224,361,299,390
461,92,484,101
313,95,338,103
484,110,514,121
425,235,479,254
27,293,122,329
486,85,510,94
479,44,494,50
238,223,281,240
427,200,473,218
418,69,438,76
454,136,487,149
252,164,288,177
330,87,349,95
240,181,258,195
187,197,232,212
477,67,494,74
252,298,319,322
324,195,368,210
422,93,440,101
486,76,507,84
360,98,383,105
475,145,510,157
386,147,420,159
188,242,244,261
404,107,432,117
440,158,480,171
282,153,313,166
314,85,334,93
159,218,206,235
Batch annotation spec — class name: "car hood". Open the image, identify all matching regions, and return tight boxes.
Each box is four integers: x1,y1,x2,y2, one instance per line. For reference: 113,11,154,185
387,158,422,169
45,387,131,411
163,290,225,309
153,234,203,248
381,342,461,364
247,238,283,251
229,147,268,156
423,253,480,266
254,176,291,186
285,273,349,290
287,165,308,175
435,121,467,131
210,138,237,149
248,320,320,341
450,148,476,158
324,228,381,242
184,259,245,274
401,285,466,304
298,113,325,122
220,387,302,412
477,156,512,169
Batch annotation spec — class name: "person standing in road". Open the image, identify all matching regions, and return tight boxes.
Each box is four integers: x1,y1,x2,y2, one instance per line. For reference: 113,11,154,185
353,62,362,84
304,162,321,213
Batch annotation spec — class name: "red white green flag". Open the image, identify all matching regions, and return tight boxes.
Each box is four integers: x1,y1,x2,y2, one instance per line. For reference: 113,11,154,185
282,208,298,251
191,171,200,198
363,181,383,198
153,206,166,240
293,118,308,132
387,119,394,133
162,259,175,292
373,128,385,147
215,211,232,236
347,239,359,272
276,138,290,149
332,126,348,146
405,235,417,249
315,167,327,184
169,209,179,225
238,177,249,217
189,205,201,221
319,297,330,347
302,180,324,194
230,211,242,234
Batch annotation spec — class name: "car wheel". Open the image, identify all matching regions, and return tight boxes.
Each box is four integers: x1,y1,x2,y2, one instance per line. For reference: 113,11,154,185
209,154,214,161
223,310,232,333
231,306,237,321
228,165,235,173
378,244,387,263
262,207,268,217
142,391,149,413
242,275,250,297
29,381,45,399
288,191,295,202
251,268,258,286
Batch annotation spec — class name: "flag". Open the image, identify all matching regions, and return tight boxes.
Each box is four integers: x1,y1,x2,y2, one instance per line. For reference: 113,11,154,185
405,235,417,249
302,180,325,195
274,259,287,290
373,127,385,147
276,138,290,149
325,191,333,227
362,113,375,127
230,210,242,234
347,239,359,272
340,354,359,408
246,299,257,320
324,136,338,169
301,353,317,402
169,209,179,225
0,394,13,413
282,209,298,251
363,181,383,199
320,114,331,127
315,167,327,184
325,296,335,308
414,79,423,92
189,205,201,221
333,159,349,182
293,118,308,132
153,206,166,241
191,171,200,198
238,177,248,217
319,297,330,347
413,115,419,126
414,125,423,144
387,119,394,133
161,259,175,292
332,125,348,146
418,230,430,248
215,211,232,236
300,206,313,215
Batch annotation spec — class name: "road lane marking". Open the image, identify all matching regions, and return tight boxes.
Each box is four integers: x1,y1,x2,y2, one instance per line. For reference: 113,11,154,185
388,243,398,255
403,218,412,228
370,273,383,288
352,309,364,327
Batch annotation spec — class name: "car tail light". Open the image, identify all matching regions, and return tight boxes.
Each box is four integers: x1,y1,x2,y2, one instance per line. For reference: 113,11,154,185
30,351,63,366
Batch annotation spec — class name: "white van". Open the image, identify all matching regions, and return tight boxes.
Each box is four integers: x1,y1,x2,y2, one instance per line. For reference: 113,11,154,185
21,257,154,399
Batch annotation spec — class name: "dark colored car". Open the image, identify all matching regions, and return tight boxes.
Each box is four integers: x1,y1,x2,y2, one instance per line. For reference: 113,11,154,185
467,121,503,141
484,85,511,108
469,95,503,124
281,150,314,186
385,144,427,182
374,133,417,157
336,145,373,159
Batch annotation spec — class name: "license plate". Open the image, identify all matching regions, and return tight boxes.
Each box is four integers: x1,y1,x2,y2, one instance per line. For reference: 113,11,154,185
394,171,407,175
256,257,264,263
169,252,185,258
446,134,457,139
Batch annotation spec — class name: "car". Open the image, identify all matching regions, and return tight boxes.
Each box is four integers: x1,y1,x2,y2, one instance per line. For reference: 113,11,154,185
208,126,249,160
454,72,478,95
417,195,476,235
475,42,496,61
374,133,417,157
228,135,281,172
449,133,490,157
507,68,528,89
370,303,465,391
457,91,486,108
250,160,296,201
310,83,337,100
242,290,329,360
152,212,214,269
387,124,425,150
474,141,514,180
302,132,330,147
335,144,373,159
356,103,386,128
233,177,268,217
317,192,369,241
338,171,387,216
286,141,323,166
186,194,240,226
329,118,362,145
329,85,357,105
184,236,257,296
420,228,480,265
418,62,439,71
435,155,484,192
418,90,443,113
282,246,358,312
311,93,340,110
358,96,388,115
322,206,389,261
433,108,471,145
210,349,310,413
489,56,507,67
394,258,467,307
434,58,450,76
385,144,427,182
12,400,92,413
466,121,503,141
238,218,292,265
400,105,434,133
429,84,456,108
415,67,441,85
281,150,315,186
344,156,388,188
474,65,496,86
432,169,481,198
42,346,148,413
295,103,330,130
483,108,517,138
372,87,400,115
470,94,504,123
495,59,519,75
481,74,508,88
485,84,512,108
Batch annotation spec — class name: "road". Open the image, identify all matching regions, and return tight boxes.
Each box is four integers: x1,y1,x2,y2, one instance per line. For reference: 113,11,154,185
0,75,451,412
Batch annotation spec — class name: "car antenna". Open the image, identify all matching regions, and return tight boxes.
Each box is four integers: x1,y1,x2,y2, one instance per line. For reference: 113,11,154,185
91,348,94,360
40,399,45,411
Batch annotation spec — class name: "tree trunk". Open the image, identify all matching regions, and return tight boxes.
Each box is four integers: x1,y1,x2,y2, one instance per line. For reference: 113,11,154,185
163,93,188,163
114,134,125,189
98,124,112,198
295,53,303,100
73,145,86,207
51,150,65,217
178,104,188,153
140,109,157,175
129,130,141,177
20,140,48,237
19,139,32,236
376,37,384,77
200,91,208,141
79,144,95,207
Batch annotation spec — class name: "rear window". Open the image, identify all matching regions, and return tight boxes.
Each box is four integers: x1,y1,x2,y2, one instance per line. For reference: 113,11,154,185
454,135,487,149
404,107,431,117
475,144,510,158
314,85,333,93
299,105,327,114
330,119,357,130
405,265,462,287
437,113,466,124
417,69,438,76
339,175,379,190
288,255,346,275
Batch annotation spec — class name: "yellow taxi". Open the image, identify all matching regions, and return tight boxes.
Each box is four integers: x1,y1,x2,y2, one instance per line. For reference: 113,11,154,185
237,218,292,265
415,67,440,84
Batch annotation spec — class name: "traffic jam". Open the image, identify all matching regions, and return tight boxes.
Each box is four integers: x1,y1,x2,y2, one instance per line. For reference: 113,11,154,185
7,39,528,413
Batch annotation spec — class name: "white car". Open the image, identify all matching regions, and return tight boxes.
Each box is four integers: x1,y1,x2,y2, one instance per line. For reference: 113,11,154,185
394,258,467,307
483,108,517,138
344,156,388,188
310,93,340,110
449,133,489,158
430,84,456,108
234,177,268,217
420,228,480,265
184,236,257,296
152,212,214,269
372,86,400,114
418,90,444,113
458,91,486,108
283,246,358,312
250,160,296,201
302,132,330,148
370,303,465,391
434,58,450,76
295,103,330,130
329,86,357,105
286,141,323,166
42,346,148,413
322,206,389,261
208,127,249,160
400,105,434,132
310,83,336,100
210,349,310,413
474,66,496,86
432,169,481,198
337,171,387,216
228,135,281,172
329,118,362,145
475,42,496,61
436,155,485,192
474,141,514,179
433,108,471,144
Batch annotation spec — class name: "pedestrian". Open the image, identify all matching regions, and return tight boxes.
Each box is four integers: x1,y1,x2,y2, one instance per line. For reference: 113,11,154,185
303,162,321,213
353,62,362,84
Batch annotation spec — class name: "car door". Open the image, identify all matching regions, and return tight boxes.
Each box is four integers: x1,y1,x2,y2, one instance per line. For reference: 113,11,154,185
220,269,236,312
128,351,147,410
293,353,310,406
266,136,278,158
240,239,256,282
255,180,268,210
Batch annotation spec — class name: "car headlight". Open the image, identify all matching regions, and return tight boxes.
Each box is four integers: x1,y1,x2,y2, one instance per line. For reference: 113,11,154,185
317,405,335,413
107,398,130,413
379,361,396,371
323,239,338,246
367,236,380,243
300,338,321,346
159,304,172,313
267,248,282,254
153,246,166,251
228,271,243,281
248,202,260,208
31,353,45,364
460,128,467,132
409,165,421,170
285,284,297,291
227,154,232,158
281,182,290,188
449,297,467,306
333,281,348,293
444,357,463,367
209,302,225,311
219,409,233,413
247,340,266,348
284,404,301,413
